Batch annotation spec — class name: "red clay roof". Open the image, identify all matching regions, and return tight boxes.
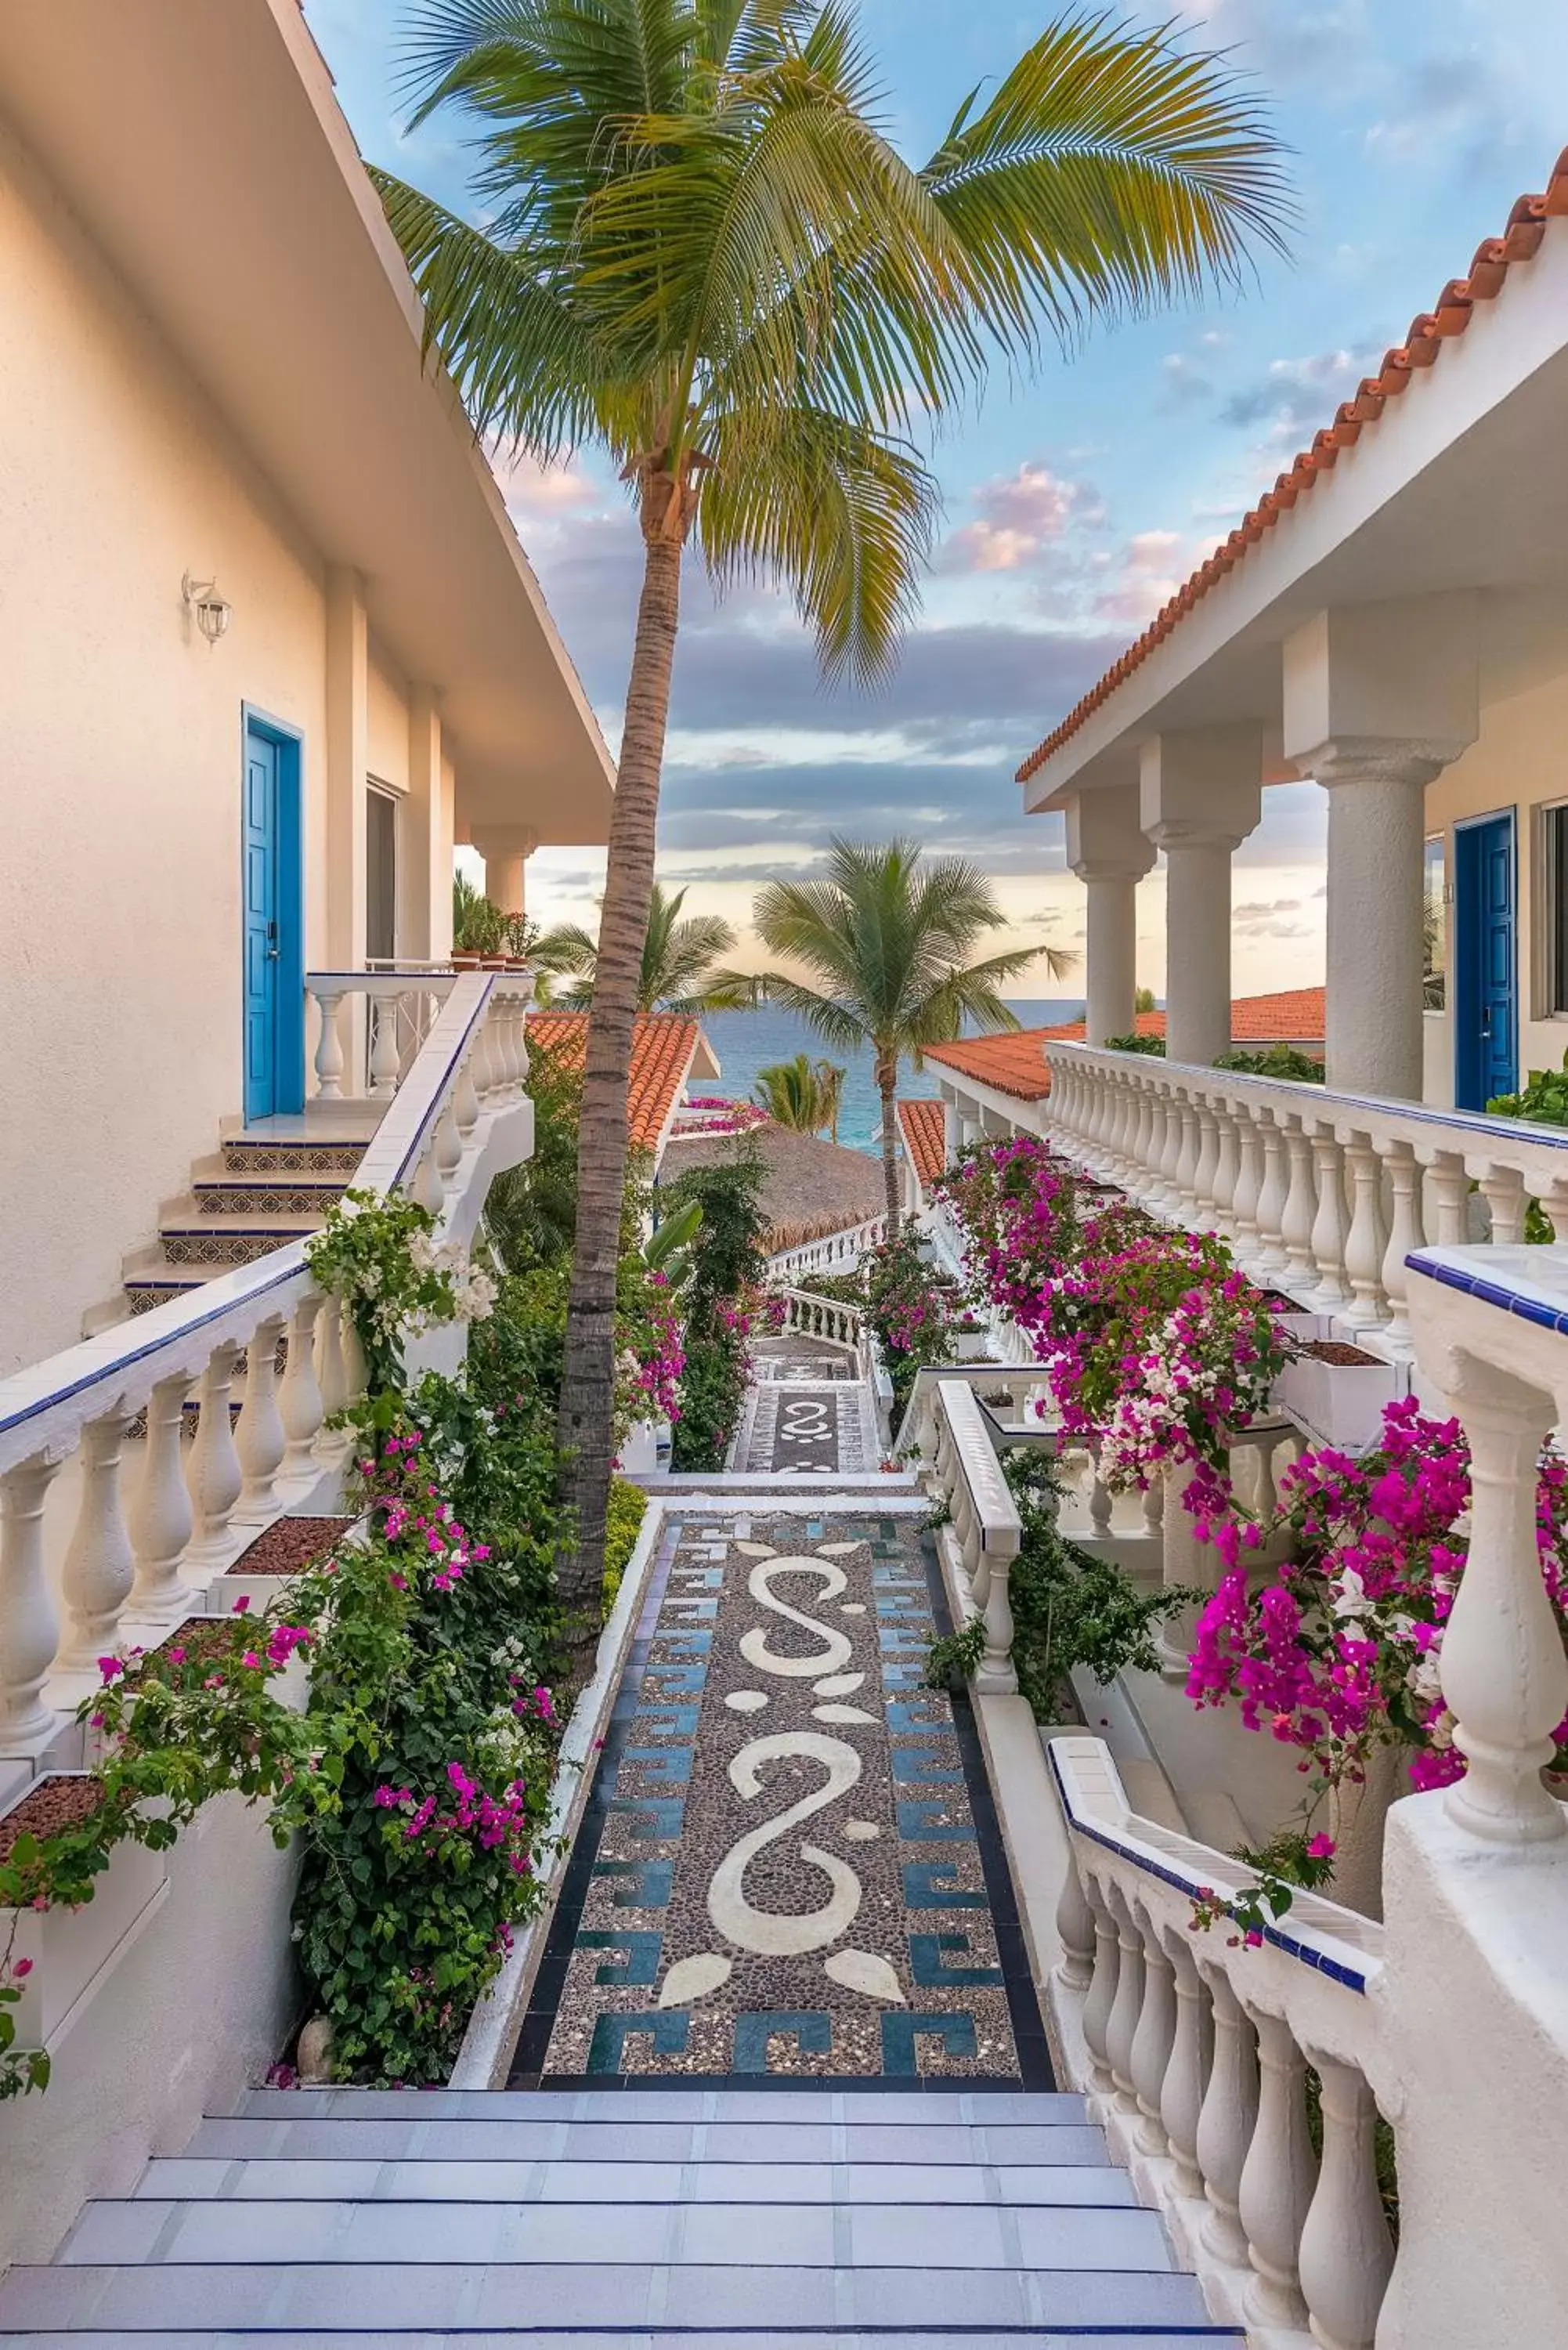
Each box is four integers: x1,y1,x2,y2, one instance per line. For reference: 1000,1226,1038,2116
923,988,1326,1100
896,1098,947,1187
527,1011,700,1153
1016,153,1568,787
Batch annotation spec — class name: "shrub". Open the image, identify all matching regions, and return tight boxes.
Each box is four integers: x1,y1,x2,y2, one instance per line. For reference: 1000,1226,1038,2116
604,1478,649,1612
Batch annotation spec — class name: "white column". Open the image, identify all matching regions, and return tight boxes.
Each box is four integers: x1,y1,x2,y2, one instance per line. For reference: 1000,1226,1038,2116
406,688,448,962
1306,742,1447,1100
326,567,369,972
471,824,539,919
1066,786,1154,1046
1140,728,1263,1068
1283,598,1477,1101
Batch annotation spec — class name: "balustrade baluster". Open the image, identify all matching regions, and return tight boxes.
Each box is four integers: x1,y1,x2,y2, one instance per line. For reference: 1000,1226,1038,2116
1306,1126,1353,1314
1054,1854,1096,1993
1209,1101,1241,1239
1159,1928,1213,2201
57,1405,137,1668
1379,1141,1426,1355
1253,1110,1290,1278
0,1453,63,1745
1230,1109,1263,1265
1191,1099,1221,1227
1175,1101,1202,1217
235,1316,287,1520
367,996,403,1097
1279,1116,1320,1291
1129,1082,1156,1198
185,1345,244,1574
1104,1886,1145,2113
280,1295,326,1482
453,1053,481,1139
1296,2053,1394,2350
1238,2008,1317,2328
1128,1904,1177,2154
1141,1475,1165,1541
1158,1085,1186,1214
313,990,349,1101
434,1100,464,1195
128,1372,195,1623
1439,1378,1566,1843
1425,1149,1469,1246
1339,1134,1389,1331
1195,1965,1259,2267
1478,1162,1527,1247
1088,1444,1113,1537
1079,1871,1121,2097
414,1143,444,1215
315,1299,352,1456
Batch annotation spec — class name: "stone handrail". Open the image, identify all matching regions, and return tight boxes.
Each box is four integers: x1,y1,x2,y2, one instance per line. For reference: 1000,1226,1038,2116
765,1217,887,1282
1040,1039,1568,1358
926,1378,1021,1695
306,967,533,1102
0,974,526,1753
1049,1734,1391,2347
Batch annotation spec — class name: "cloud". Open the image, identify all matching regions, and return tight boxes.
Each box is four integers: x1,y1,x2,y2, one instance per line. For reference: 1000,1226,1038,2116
940,461,1108,575
1220,341,1388,439
1364,46,1535,172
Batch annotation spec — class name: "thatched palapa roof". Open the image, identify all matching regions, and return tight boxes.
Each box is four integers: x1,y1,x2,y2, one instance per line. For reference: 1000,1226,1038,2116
658,1122,885,1252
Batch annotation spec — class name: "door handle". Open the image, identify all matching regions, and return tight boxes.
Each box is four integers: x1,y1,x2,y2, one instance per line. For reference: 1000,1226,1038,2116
266,920,280,963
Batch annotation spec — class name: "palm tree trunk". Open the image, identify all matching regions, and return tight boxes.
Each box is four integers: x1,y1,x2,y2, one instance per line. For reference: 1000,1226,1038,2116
876,1052,901,1242
557,472,688,1651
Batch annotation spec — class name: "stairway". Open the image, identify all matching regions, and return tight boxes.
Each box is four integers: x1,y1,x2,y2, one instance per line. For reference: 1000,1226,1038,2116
0,2085,1241,2342
114,1121,375,1318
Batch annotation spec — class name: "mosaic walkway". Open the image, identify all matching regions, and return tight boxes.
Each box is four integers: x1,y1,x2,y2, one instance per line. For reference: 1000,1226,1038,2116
508,1511,1050,2089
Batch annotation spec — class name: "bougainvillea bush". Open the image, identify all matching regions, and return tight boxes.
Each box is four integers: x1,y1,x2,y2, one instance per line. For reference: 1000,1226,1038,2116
864,1232,967,1412
1187,1396,1568,1803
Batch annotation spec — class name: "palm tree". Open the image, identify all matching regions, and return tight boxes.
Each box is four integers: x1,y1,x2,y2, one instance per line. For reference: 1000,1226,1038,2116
749,837,1071,1234
533,880,753,1015
379,1,1288,1636
753,1052,845,1140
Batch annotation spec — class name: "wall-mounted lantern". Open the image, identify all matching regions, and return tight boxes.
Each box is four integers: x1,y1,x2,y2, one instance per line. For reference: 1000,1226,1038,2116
182,569,233,646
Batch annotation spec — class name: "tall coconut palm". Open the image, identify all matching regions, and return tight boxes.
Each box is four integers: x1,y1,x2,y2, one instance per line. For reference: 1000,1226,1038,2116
379,0,1288,1638
753,1052,845,1140
533,880,753,1014
749,837,1072,1234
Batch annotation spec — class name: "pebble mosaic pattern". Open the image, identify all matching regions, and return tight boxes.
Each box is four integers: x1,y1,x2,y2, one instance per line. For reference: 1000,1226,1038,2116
518,1514,1049,2087
733,1383,878,1476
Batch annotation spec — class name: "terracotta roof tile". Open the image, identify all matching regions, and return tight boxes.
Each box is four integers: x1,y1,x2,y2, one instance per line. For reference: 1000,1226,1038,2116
896,1098,947,1187
921,988,1326,1101
526,1011,700,1153
1016,149,1568,786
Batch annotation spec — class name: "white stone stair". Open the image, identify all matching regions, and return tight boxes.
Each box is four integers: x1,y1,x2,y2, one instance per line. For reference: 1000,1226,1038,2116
0,2088,1241,2341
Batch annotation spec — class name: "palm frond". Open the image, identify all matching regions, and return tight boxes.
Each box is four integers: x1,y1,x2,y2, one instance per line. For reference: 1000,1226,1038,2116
921,10,1293,355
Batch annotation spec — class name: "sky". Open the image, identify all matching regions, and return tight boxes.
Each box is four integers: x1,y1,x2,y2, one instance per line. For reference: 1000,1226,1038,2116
304,0,1568,1000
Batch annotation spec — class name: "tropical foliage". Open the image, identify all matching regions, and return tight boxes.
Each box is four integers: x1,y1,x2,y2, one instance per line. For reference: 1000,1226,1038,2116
752,1052,845,1138
658,1148,770,1471
748,837,1066,1235
533,881,753,1015
378,0,1291,1636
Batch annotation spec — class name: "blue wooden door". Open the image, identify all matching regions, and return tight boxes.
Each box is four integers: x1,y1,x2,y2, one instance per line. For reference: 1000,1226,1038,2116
1455,812,1518,1109
242,728,282,1121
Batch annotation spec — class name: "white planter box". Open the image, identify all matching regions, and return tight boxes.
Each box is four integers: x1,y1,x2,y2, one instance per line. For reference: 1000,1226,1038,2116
1273,1349,1399,1453
952,1329,990,1361
0,1773,168,2053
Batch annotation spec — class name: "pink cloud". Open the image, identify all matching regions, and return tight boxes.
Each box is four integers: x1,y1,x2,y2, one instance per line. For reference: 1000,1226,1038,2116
942,460,1107,573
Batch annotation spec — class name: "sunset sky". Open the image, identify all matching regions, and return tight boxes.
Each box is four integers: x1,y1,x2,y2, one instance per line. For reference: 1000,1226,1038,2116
304,0,1567,999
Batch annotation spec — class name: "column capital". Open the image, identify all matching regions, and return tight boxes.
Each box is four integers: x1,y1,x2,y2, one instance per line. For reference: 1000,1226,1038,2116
1065,784,1156,882
469,823,540,861
1295,735,1465,792
1071,852,1155,885
1143,817,1251,855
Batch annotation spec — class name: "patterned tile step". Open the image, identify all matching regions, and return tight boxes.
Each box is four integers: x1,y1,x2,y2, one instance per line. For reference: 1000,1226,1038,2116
159,1223,320,1267
510,1513,1050,2088
220,1141,365,1177
139,2157,1131,2204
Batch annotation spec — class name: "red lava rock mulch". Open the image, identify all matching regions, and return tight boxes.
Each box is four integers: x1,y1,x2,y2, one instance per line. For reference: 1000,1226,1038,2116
0,1773,103,1859
227,1516,354,1578
1299,1340,1383,1368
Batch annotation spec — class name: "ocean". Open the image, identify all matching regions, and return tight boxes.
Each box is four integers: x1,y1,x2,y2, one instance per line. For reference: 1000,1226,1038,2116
698,1000,1086,1157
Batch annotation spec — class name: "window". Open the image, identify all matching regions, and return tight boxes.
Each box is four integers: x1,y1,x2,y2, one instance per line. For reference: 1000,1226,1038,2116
1543,802,1568,1017
1423,835,1446,1011
366,783,398,964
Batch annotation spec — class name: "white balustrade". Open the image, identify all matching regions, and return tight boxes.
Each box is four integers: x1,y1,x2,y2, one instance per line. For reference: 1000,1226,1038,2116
0,972,528,1759
305,968,533,1106
764,1216,887,1283
925,1379,1021,1693
1038,1040,1568,1368
1048,1735,1391,2348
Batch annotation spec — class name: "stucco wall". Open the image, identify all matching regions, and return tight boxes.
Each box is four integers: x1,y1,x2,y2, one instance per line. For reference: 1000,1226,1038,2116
0,116,379,1372
1424,663,1568,1105
0,1799,298,2270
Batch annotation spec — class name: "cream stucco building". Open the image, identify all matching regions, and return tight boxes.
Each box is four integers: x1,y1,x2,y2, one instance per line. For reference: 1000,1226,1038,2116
0,0,612,1372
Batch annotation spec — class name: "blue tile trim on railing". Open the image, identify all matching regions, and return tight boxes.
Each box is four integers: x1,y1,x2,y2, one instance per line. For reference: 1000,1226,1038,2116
1405,1249,1568,1336
1045,1744,1368,1994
